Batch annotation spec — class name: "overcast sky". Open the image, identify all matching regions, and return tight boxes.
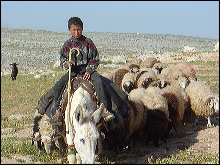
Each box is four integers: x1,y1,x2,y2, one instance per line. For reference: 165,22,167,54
1,1,219,39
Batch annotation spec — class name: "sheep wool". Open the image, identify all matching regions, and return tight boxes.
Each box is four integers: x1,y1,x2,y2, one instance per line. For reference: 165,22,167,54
185,81,219,117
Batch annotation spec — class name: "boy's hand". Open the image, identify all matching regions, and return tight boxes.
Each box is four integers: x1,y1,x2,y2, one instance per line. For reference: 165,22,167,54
83,72,91,80
66,60,73,67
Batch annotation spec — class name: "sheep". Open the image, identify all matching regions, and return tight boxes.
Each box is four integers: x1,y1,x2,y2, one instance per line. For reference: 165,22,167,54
100,88,147,152
128,87,169,147
32,112,58,154
127,58,142,67
32,112,43,150
166,68,190,89
128,64,140,73
121,72,136,94
139,57,159,68
135,69,157,89
145,84,187,137
175,62,197,82
156,74,170,89
152,62,167,74
185,81,219,127
113,68,129,87
140,90,169,147
10,63,18,80
32,111,67,164
160,64,175,75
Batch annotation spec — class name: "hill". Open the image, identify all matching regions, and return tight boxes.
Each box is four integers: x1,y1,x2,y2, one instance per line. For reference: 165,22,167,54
1,27,218,72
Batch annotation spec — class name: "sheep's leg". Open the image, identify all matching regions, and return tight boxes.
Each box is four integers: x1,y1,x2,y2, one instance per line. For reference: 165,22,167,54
97,128,103,155
193,118,198,127
153,137,160,147
207,116,214,127
76,153,82,164
57,137,66,164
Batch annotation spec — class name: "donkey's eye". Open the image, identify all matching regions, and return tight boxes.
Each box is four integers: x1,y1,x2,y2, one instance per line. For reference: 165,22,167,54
80,139,85,144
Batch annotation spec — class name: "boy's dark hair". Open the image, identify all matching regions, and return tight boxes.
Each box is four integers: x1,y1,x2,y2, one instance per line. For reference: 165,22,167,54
68,17,83,30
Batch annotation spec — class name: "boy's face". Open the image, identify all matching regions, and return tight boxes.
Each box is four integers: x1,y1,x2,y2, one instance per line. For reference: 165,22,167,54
69,24,83,39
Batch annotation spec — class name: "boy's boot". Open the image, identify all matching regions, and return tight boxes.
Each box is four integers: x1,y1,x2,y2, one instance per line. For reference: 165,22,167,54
102,108,115,121
47,109,62,126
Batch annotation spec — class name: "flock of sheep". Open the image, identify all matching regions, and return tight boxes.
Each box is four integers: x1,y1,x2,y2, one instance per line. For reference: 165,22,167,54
32,57,219,159
100,57,219,150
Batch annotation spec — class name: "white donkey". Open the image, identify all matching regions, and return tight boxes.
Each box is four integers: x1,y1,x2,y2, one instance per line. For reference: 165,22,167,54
64,77,105,164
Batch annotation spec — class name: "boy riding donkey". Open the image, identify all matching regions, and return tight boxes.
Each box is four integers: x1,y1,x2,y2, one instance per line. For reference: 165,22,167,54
36,17,130,132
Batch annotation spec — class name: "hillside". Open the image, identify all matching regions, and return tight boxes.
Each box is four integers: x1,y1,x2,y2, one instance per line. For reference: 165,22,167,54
1,27,218,73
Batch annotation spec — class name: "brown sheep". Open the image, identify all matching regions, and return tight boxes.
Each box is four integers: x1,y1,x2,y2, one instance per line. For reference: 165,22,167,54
10,63,18,80
113,68,129,87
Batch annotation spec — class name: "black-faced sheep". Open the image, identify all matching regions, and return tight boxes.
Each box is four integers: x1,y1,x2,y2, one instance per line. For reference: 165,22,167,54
128,64,140,73
156,74,170,89
121,72,136,94
10,63,18,80
152,62,167,74
185,81,219,127
135,69,157,89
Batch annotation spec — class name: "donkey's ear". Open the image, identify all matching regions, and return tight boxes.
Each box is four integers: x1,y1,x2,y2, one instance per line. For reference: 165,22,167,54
75,105,84,124
91,103,105,124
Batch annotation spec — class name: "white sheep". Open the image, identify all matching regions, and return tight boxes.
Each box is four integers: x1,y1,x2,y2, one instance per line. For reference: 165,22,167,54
175,62,197,82
166,68,190,89
38,114,58,155
185,81,219,127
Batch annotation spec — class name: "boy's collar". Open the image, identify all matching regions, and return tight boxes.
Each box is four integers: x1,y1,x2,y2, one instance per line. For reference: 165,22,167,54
71,35,86,41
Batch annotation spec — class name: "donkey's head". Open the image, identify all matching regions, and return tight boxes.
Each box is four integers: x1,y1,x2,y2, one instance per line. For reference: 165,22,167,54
65,85,105,164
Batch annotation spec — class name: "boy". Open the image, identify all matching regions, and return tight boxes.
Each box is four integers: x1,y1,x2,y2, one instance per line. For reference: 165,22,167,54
49,17,114,125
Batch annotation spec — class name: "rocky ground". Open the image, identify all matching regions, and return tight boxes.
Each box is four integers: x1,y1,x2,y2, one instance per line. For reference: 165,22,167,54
1,52,219,164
